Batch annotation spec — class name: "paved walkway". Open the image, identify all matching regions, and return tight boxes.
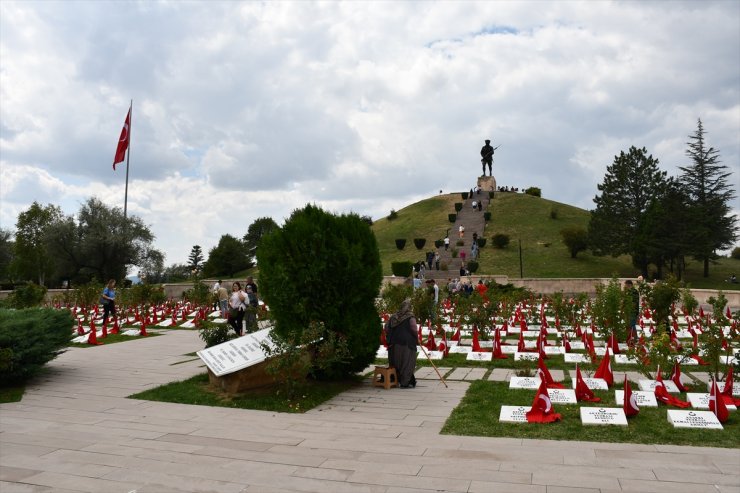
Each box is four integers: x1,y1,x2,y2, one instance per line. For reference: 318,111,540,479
1,330,739,493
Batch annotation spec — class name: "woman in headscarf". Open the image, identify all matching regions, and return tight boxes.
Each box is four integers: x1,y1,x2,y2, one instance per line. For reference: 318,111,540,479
385,299,418,388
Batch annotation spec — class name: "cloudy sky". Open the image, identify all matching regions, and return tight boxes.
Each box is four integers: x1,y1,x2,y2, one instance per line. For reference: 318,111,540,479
1,0,738,267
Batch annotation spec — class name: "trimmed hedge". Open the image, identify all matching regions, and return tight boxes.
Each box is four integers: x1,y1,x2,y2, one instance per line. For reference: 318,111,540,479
413,238,426,250
483,211,491,221
462,192,469,200
467,261,479,273
477,238,487,248
391,261,414,278
395,238,407,250
448,214,457,223
0,308,74,386
454,202,463,212
434,239,444,249
492,234,510,249
525,187,541,197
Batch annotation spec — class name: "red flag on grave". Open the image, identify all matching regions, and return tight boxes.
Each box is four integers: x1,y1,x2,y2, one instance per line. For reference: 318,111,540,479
451,325,461,342
721,367,740,406
517,329,527,353
709,378,729,423
537,356,564,388
654,367,690,408
113,106,131,170
607,332,620,354
593,348,614,387
425,330,436,351
670,361,689,392
472,326,482,352
562,331,571,353
575,364,601,402
493,327,508,359
623,374,640,417
526,379,562,423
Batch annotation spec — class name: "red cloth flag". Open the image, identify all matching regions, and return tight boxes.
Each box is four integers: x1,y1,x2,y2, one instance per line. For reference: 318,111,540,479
451,326,461,342
709,378,729,423
113,106,131,169
493,328,508,359
670,361,689,392
472,326,482,352
537,356,564,388
425,330,437,351
654,367,690,408
608,332,620,354
537,329,547,360
526,379,562,423
517,330,526,353
721,367,740,406
575,364,601,402
562,331,571,353
623,374,640,417
593,348,614,387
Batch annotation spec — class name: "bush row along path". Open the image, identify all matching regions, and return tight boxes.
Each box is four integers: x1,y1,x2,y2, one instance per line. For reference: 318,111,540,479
1,328,738,492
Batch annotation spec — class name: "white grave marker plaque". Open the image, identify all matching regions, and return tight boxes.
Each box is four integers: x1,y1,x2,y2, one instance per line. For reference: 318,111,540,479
580,407,628,426
614,354,638,365
376,347,388,359
544,346,564,355
514,352,540,361
197,328,275,377
706,381,740,396
499,405,529,423
667,410,723,430
572,378,609,391
426,350,445,360
686,393,737,411
564,353,591,364
466,352,493,362
501,345,518,354
449,346,472,354
568,341,586,350
638,380,680,393
548,388,577,404
509,376,541,389
614,390,658,407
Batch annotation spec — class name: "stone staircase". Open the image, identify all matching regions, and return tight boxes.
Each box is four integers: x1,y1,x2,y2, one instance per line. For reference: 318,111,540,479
420,176,494,281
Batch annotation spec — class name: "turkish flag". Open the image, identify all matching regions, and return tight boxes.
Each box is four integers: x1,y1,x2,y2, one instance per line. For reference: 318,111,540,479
594,348,614,387
537,356,564,388
493,328,508,359
709,378,729,423
113,106,131,170
608,332,620,354
654,369,690,408
575,364,601,402
562,331,571,353
526,379,562,423
670,361,689,392
721,367,740,406
623,374,639,417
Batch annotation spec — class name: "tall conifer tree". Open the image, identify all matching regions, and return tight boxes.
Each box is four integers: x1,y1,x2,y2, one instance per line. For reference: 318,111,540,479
679,119,737,277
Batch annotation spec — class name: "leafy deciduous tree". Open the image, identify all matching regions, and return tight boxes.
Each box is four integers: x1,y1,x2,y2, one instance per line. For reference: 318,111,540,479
560,227,588,259
13,202,63,286
203,235,251,277
243,217,278,263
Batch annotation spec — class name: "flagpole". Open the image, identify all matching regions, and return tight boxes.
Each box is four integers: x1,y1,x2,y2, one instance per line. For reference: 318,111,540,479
123,99,132,218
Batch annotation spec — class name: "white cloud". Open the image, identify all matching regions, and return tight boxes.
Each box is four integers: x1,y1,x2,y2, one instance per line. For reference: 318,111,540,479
1,0,738,262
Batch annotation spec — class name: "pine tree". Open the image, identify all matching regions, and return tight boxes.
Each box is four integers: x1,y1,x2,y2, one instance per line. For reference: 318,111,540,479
679,119,737,277
188,245,204,271
588,146,668,277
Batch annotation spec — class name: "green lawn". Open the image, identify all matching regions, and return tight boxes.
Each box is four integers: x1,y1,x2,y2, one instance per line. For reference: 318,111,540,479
441,380,740,448
372,192,740,289
0,384,25,404
128,372,360,413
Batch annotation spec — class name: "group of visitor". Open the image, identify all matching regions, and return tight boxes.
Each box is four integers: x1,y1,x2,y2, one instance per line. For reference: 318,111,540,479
496,186,521,192
212,278,260,336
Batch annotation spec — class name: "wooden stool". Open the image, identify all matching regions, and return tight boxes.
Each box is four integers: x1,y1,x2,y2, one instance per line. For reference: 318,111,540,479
373,366,398,389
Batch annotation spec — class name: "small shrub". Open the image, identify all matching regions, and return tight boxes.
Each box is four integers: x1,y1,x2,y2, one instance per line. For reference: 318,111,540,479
560,227,588,259
395,238,406,250
391,261,414,278
492,234,510,249
456,239,464,247
413,238,426,250
488,191,494,199
388,209,398,220
731,247,740,260
467,261,479,273
451,248,459,258
448,214,456,223
483,211,491,221
434,239,444,249
550,208,558,219
198,320,235,348
525,187,541,197
183,279,211,306
454,202,463,212
0,308,73,385
477,238,487,248
6,283,47,308
461,192,469,200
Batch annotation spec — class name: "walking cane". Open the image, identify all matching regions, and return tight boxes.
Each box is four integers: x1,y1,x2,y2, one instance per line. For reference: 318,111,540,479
418,344,448,388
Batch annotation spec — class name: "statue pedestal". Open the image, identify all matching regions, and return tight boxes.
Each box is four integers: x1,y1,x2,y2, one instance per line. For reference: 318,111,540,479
478,175,497,192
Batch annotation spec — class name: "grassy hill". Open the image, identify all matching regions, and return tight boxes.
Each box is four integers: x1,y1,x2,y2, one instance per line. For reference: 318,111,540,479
372,192,740,290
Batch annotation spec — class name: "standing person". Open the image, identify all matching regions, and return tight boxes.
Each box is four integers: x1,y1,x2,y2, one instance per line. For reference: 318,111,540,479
481,139,494,176
460,250,466,264
459,225,465,239
217,284,229,316
385,299,418,388
624,280,640,341
472,232,478,244
228,282,247,336
471,242,478,260
413,274,422,290
434,252,440,270
426,251,434,270
418,261,425,279
244,285,259,333
211,280,221,311
426,279,440,322
245,276,258,295
101,279,117,326
444,236,450,251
